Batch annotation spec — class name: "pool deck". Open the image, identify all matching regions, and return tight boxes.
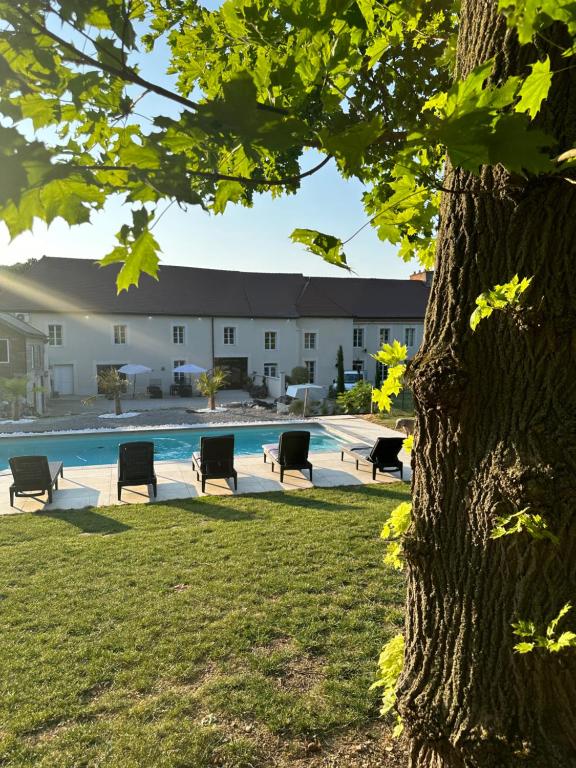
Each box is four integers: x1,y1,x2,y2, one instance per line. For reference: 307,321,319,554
0,417,411,515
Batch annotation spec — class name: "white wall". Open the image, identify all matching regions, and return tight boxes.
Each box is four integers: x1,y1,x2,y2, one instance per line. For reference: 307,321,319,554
29,312,425,396
352,321,425,384
30,313,213,396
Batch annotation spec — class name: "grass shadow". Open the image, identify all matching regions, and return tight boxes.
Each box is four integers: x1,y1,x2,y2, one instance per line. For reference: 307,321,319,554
355,482,412,502
165,497,258,522
38,508,132,534
258,492,356,512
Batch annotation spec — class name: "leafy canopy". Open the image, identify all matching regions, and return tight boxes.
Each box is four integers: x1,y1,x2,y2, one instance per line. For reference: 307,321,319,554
2,0,574,291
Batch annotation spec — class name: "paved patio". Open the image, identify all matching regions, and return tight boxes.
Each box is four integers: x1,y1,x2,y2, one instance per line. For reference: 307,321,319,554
0,418,411,515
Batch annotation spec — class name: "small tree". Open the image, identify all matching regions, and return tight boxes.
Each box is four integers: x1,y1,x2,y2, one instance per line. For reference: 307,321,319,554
97,368,126,415
288,366,309,385
197,367,229,410
336,346,345,393
0,376,28,419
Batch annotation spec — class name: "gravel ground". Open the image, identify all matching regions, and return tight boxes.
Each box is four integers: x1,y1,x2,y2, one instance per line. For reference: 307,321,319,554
0,406,294,436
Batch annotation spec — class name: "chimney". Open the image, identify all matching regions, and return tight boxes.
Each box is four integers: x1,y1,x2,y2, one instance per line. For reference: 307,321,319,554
410,269,434,287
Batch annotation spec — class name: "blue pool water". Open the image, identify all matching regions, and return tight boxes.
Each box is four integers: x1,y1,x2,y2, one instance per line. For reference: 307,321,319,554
0,424,343,470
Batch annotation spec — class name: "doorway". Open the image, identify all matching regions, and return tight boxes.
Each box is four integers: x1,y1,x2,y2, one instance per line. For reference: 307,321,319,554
52,364,74,395
213,357,248,389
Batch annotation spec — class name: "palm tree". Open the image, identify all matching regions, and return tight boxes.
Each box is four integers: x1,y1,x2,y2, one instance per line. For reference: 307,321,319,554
97,368,126,415
197,367,229,411
0,376,28,419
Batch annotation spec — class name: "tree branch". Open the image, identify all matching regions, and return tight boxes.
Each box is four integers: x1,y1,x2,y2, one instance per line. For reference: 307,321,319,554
68,153,333,187
15,6,288,117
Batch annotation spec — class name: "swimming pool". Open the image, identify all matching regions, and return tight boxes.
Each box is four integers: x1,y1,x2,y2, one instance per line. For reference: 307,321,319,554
0,424,344,470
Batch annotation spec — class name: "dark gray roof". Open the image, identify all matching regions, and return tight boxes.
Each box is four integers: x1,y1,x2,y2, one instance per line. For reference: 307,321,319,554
0,257,429,320
0,312,46,339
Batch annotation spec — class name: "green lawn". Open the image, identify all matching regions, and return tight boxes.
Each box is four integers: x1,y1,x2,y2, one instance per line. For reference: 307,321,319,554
0,485,409,767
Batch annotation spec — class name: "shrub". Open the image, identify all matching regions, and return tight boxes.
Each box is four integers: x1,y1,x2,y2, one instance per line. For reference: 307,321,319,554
336,380,373,414
287,366,308,385
289,399,305,416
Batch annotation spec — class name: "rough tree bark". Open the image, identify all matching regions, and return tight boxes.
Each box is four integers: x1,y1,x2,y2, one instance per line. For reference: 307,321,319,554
400,2,576,766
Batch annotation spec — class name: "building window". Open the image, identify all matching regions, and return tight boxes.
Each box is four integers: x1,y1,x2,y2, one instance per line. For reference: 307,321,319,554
264,363,278,378
113,325,127,344
174,359,186,383
353,328,364,348
223,326,236,345
0,339,8,363
173,325,185,344
304,360,316,383
304,332,316,350
264,331,277,350
29,345,35,369
352,359,364,374
48,324,63,346
405,327,415,347
376,361,388,383
379,327,390,346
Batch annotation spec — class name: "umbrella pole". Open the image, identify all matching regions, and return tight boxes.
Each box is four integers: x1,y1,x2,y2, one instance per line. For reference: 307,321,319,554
304,389,308,418
133,376,136,399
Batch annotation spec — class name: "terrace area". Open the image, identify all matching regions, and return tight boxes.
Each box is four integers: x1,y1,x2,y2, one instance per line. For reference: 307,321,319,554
0,417,411,515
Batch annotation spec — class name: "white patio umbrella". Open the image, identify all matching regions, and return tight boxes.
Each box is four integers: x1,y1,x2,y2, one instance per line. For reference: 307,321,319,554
285,383,324,417
172,363,207,375
118,364,152,398
172,363,208,395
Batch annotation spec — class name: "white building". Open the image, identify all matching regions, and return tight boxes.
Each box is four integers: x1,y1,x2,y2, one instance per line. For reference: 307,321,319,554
0,257,431,398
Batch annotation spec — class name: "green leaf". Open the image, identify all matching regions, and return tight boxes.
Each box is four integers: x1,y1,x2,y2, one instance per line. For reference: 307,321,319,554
118,142,161,170
290,228,349,270
547,602,572,636
381,501,412,540
19,94,59,129
512,603,575,655
365,36,388,68
372,340,408,367
548,631,576,652
371,633,404,731
102,229,161,293
213,180,246,214
515,57,553,119
491,507,558,544
320,117,383,174
514,642,536,654
0,155,28,206
471,275,533,330
356,0,375,32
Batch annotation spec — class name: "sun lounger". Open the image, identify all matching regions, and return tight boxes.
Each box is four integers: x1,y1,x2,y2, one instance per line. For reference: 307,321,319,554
118,441,157,500
340,437,403,480
263,430,313,483
9,455,64,506
192,434,237,493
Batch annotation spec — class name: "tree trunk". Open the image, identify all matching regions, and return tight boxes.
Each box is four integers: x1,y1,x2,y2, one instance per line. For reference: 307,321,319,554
400,2,576,766
114,393,122,415
209,393,215,410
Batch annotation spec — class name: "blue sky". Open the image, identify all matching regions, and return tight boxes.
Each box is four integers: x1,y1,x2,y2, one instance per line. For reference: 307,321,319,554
0,4,418,280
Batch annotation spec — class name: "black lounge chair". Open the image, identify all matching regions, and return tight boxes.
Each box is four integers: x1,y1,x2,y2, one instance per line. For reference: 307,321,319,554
9,456,64,506
340,437,403,480
192,434,237,493
262,430,313,483
118,441,157,500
